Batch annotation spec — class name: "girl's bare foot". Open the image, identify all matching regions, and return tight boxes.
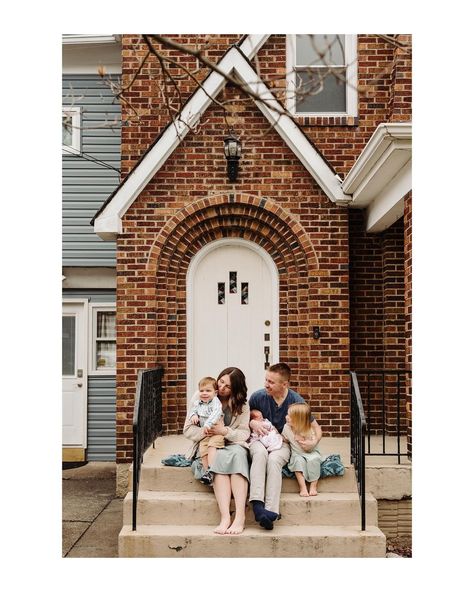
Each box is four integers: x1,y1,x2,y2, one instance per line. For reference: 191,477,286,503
309,481,318,496
309,488,318,496
299,488,309,497
214,517,232,534
225,519,245,535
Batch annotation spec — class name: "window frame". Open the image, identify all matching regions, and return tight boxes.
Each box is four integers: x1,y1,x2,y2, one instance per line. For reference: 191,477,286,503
88,303,116,376
62,106,81,155
286,34,358,118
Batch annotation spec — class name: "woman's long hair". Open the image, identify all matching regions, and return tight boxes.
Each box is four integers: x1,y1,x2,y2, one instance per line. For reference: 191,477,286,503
287,403,313,438
217,367,247,416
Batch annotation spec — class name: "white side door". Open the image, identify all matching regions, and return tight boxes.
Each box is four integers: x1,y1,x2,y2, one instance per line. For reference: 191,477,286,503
62,300,88,449
189,239,278,403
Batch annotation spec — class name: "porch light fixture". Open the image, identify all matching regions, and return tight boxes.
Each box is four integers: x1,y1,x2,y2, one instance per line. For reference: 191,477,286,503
223,133,242,182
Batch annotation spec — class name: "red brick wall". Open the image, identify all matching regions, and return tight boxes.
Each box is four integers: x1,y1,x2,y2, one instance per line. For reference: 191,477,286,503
115,34,412,463
349,212,407,436
389,34,412,122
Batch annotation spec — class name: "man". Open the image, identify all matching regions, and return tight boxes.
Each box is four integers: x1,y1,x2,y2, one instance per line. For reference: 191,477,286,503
248,363,322,530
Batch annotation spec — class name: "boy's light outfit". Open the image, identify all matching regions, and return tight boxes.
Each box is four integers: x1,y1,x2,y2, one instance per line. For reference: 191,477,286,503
187,394,225,456
249,419,283,452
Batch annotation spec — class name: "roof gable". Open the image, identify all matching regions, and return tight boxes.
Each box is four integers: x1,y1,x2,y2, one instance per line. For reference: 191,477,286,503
93,35,347,240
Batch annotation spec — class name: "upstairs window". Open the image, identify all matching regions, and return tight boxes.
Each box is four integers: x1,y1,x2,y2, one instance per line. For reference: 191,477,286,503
287,34,357,117
62,106,81,155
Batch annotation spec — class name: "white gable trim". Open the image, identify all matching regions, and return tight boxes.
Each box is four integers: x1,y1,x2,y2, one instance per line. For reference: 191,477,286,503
232,58,347,204
94,35,346,240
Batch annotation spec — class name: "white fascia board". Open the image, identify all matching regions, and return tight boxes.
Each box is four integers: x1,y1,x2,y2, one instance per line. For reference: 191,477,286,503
343,122,412,205
233,58,346,203
239,34,270,59
62,35,120,45
94,213,123,241
365,159,411,233
94,50,242,238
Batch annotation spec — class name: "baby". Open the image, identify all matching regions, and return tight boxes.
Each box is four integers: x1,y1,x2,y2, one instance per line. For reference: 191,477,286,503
248,409,283,451
187,376,225,485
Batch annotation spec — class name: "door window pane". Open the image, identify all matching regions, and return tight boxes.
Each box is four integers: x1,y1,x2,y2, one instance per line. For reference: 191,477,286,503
218,283,225,304
62,316,76,376
241,282,249,305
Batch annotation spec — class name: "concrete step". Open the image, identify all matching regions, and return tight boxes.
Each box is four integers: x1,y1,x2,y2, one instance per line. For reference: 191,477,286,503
123,490,377,527
132,464,357,493
118,523,386,558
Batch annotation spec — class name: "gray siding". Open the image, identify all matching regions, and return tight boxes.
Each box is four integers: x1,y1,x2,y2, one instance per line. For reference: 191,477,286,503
87,376,116,461
63,290,116,461
62,74,121,266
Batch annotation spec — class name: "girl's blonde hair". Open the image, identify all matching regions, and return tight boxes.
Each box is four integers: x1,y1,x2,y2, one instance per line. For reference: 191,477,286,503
288,403,313,437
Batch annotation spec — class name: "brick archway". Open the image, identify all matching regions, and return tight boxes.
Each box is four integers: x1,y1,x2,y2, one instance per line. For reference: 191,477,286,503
145,193,319,432
116,192,350,463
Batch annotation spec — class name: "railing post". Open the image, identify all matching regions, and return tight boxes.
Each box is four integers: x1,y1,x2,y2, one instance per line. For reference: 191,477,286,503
131,367,164,532
132,422,138,531
360,418,366,531
350,371,367,532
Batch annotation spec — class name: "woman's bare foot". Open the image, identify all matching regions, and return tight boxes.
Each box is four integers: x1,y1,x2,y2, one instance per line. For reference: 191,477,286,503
214,516,232,534
299,488,309,497
225,519,245,535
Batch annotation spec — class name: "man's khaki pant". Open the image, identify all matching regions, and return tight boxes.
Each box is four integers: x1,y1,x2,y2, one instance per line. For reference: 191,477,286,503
249,440,290,513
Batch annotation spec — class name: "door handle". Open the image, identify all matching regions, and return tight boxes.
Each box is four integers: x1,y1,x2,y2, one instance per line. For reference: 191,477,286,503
77,383,83,387
264,346,270,369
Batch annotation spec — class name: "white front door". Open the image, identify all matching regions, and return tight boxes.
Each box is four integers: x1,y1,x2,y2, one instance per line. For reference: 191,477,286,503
62,301,88,449
188,239,278,403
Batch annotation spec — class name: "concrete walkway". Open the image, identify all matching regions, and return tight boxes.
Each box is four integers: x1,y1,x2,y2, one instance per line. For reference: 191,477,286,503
62,462,123,558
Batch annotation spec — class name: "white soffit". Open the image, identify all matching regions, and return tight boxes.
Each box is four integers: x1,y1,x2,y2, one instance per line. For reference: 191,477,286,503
342,122,412,207
93,34,346,240
365,159,411,233
342,122,412,233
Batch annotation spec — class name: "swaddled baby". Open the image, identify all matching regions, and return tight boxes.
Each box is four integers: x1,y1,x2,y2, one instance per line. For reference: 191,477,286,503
248,409,283,451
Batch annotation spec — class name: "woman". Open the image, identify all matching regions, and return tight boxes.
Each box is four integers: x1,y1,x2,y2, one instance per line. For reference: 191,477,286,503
183,367,250,535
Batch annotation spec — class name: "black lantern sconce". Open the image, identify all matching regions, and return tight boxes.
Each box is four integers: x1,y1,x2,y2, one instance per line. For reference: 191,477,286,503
223,132,242,182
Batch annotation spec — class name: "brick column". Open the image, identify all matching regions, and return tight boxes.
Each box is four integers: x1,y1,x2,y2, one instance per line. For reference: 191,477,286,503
382,218,406,435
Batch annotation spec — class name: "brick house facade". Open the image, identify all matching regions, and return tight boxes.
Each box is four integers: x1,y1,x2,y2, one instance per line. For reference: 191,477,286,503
92,34,412,465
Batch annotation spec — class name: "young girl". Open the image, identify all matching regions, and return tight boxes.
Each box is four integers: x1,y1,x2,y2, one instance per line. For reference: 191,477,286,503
282,403,322,497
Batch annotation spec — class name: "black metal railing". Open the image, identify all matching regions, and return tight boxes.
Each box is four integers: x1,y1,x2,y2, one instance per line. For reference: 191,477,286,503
350,371,367,531
132,367,164,531
355,369,411,464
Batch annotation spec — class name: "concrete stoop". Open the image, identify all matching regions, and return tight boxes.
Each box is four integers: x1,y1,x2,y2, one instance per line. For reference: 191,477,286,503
118,435,386,558
119,524,385,558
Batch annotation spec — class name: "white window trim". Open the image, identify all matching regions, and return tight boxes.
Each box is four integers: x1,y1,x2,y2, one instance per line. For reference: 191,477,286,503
62,106,81,155
286,34,358,118
88,303,116,376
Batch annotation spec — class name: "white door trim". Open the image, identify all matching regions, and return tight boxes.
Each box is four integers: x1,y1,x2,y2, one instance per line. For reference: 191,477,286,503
62,298,89,449
186,238,279,402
